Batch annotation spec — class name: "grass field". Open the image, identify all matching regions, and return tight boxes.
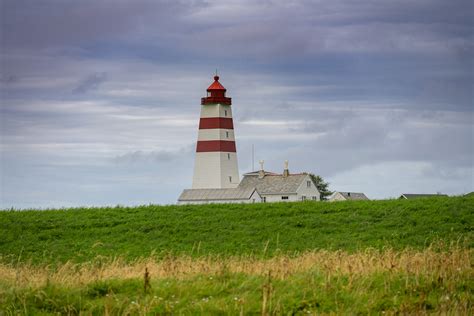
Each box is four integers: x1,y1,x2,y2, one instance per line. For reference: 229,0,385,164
1,247,471,314
0,196,472,264
0,196,472,314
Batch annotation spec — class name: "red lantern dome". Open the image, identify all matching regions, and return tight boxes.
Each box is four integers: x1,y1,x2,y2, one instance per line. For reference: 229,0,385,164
201,75,232,105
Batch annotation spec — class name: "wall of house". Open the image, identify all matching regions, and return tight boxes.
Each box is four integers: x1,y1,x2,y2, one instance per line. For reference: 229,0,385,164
178,194,261,205
296,175,321,201
262,194,298,203
329,192,346,202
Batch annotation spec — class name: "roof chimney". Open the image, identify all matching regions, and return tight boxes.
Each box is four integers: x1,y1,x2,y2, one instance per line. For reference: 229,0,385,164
258,160,265,179
283,160,289,177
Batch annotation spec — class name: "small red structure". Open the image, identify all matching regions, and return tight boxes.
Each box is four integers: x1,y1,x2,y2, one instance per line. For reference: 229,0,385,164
201,75,232,105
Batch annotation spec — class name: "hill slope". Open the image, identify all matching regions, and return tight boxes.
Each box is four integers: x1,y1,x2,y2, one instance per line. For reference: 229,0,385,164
1,196,472,264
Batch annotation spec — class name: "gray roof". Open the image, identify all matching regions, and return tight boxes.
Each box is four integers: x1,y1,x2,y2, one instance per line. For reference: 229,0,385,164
400,193,448,199
238,173,309,194
178,187,258,201
334,192,369,200
243,171,279,176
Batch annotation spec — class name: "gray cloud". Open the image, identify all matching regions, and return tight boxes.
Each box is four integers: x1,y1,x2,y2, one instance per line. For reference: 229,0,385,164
72,72,108,94
1,0,472,208
2,0,472,57
113,147,193,165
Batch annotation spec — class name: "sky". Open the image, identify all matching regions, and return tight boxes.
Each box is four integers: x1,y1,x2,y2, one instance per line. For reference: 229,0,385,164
1,0,473,208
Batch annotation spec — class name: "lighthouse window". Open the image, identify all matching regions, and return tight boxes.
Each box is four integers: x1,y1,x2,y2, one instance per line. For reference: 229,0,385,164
229,176,232,183
227,153,230,160
224,110,227,116
226,131,229,138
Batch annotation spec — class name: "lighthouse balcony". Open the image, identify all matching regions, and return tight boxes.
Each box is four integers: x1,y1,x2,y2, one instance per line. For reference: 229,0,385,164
201,97,232,105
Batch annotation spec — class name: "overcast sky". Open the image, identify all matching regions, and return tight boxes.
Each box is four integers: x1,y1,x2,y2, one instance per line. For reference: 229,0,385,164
1,0,473,208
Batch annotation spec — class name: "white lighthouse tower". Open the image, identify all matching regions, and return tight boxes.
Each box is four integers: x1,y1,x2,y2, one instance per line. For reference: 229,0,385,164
192,75,240,189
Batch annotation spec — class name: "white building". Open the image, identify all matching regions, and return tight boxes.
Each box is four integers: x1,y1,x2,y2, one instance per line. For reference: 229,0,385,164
178,188,261,205
399,193,447,200
329,191,369,202
178,75,321,204
238,164,320,202
192,75,239,189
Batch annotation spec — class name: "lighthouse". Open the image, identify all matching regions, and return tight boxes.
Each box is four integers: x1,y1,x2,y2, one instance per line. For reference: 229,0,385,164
178,74,320,204
192,75,240,189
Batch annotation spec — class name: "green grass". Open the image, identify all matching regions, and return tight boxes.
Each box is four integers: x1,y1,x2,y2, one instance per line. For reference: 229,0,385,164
1,270,471,314
1,196,472,265
1,196,472,314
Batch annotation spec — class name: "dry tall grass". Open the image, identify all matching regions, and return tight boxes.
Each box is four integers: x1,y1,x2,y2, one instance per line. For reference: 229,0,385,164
1,246,471,288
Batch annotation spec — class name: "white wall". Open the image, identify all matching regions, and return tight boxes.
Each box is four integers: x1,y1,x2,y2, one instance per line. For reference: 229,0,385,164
296,175,321,201
219,152,240,188
192,152,239,188
329,192,346,202
200,104,233,118
178,191,261,205
198,129,235,141
262,194,298,202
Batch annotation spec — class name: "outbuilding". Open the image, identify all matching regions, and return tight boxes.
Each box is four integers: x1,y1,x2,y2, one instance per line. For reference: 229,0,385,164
329,191,369,202
399,193,447,199
178,187,261,205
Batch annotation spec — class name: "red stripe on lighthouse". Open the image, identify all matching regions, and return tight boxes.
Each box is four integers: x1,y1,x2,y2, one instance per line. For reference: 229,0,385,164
199,117,234,129
196,140,236,152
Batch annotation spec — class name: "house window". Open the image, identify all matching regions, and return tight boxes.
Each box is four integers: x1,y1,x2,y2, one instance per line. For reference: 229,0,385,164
307,181,311,188
302,196,307,201
263,197,266,203
281,196,289,200
224,110,227,116
226,131,229,138
312,196,318,200
229,176,232,183
227,153,230,160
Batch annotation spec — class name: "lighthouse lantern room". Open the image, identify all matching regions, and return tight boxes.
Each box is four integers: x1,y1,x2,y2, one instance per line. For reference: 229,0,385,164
192,75,240,189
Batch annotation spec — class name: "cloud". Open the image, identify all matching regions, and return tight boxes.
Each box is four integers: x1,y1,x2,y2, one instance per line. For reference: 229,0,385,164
2,0,472,59
72,72,108,94
1,0,472,208
113,148,193,165
328,161,473,199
